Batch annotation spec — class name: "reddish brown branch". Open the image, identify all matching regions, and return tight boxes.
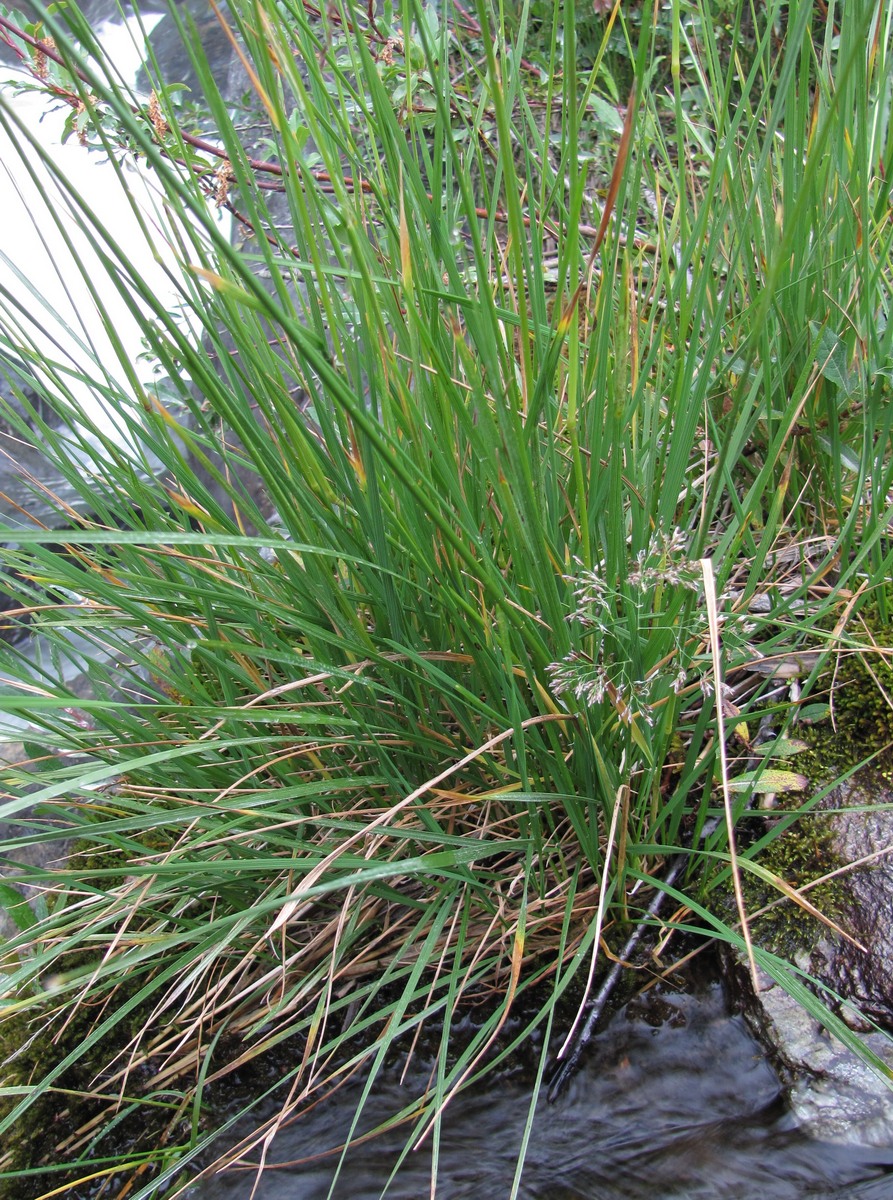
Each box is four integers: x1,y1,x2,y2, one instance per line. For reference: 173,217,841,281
0,11,651,256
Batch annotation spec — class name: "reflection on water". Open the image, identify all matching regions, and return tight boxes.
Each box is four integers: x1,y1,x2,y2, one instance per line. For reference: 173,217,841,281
194,980,893,1199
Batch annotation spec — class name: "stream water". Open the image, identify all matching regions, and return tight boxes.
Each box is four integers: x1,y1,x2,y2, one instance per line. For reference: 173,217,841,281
192,977,893,1200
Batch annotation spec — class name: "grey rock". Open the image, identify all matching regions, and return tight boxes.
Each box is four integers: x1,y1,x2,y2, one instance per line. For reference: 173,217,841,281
0,357,85,534
819,770,893,1029
724,769,893,1146
139,0,234,99
734,958,893,1146
0,740,73,943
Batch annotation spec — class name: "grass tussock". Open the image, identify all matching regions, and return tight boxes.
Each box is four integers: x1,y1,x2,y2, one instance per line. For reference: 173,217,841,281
0,0,891,1193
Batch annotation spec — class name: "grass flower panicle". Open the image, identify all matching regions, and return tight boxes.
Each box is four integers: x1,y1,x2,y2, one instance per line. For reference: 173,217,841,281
547,527,703,723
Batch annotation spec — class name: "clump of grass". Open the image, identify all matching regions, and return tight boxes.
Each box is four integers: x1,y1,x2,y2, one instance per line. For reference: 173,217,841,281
0,0,891,1193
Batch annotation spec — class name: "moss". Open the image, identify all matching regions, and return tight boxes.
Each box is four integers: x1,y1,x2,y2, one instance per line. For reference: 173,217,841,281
824,588,893,756
0,983,186,1199
743,815,852,960
714,592,893,961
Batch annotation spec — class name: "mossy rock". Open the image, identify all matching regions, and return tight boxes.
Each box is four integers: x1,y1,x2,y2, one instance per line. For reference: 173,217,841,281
716,589,893,965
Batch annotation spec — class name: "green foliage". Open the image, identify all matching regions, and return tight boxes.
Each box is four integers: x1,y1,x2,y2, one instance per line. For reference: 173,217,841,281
0,0,891,1193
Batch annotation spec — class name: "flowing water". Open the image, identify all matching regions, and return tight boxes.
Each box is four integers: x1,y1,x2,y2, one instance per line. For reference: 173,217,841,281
192,977,893,1199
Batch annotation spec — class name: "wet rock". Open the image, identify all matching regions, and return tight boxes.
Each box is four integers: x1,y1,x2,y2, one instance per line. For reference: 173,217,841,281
139,0,234,99
0,740,74,942
0,357,78,532
724,768,893,1146
731,957,893,1147
819,769,893,1029
0,360,80,634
